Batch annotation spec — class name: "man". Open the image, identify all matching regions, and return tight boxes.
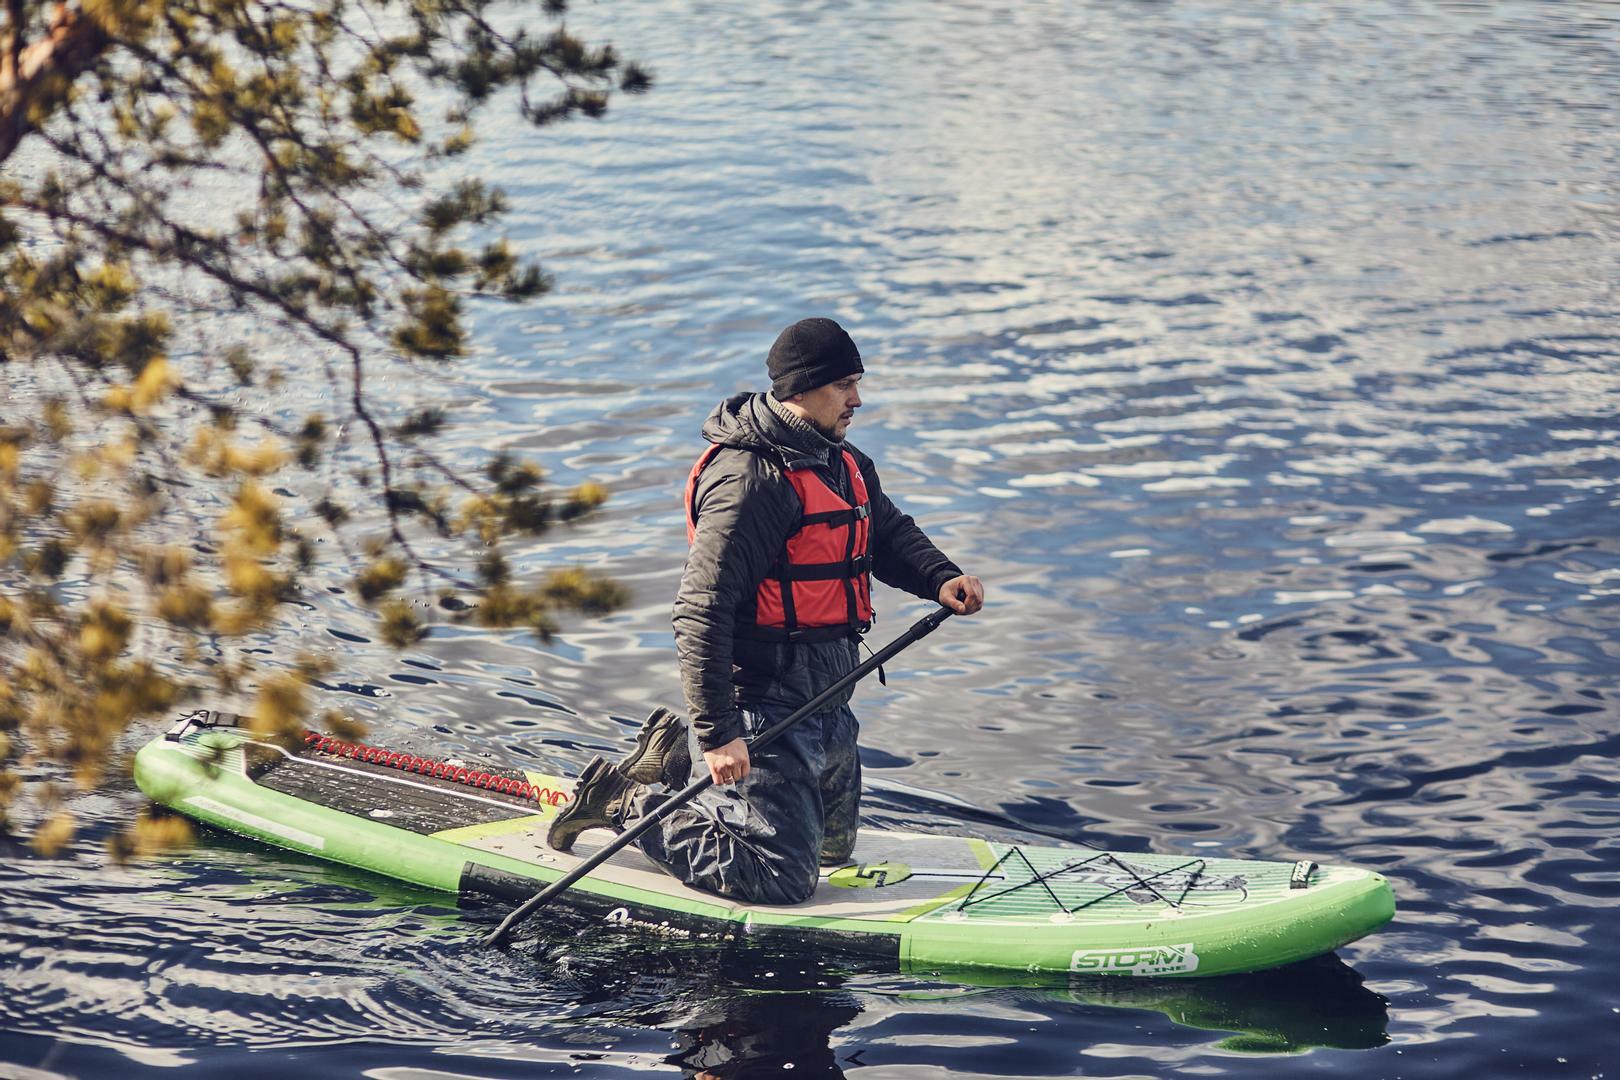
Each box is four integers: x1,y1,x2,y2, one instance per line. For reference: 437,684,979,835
548,317,984,905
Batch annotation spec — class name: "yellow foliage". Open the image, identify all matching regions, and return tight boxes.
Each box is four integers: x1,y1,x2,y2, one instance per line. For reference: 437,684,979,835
294,652,335,680
79,601,134,661
191,99,230,145
16,649,53,694
71,448,105,479
84,263,138,310
466,583,556,639
186,425,224,472
108,809,194,865
78,663,179,786
102,385,134,413
228,438,286,476
65,500,124,545
456,494,500,544
101,435,138,469
319,709,367,741
377,599,425,646
140,545,191,585
156,583,213,628
43,399,72,439
23,480,54,516
570,481,608,509
249,673,308,745
210,56,238,90
268,16,300,50
355,556,407,603
81,0,161,39
190,427,287,477
114,104,139,139
442,127,475,155
224,551,279,604
30,811,76,857
220,483,282,554
132,357,180,410
542,566,629,615
209,602,266,635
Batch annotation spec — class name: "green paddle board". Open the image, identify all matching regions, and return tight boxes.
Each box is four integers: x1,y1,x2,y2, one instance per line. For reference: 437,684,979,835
134,709,1394,977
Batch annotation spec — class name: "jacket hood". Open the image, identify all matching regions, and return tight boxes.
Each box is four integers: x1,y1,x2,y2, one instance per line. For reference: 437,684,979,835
700,392,830,470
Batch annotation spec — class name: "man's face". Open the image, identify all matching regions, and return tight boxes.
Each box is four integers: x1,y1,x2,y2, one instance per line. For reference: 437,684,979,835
791,374,863,441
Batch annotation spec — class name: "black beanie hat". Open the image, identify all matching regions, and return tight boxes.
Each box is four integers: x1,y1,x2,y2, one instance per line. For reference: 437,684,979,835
767,318,864,400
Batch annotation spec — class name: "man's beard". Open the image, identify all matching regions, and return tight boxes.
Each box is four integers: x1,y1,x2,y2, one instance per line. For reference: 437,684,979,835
810,417,848,446
811,415,845,442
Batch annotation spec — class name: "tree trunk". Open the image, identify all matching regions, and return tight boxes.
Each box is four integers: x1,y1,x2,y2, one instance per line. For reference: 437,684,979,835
0,3,110,166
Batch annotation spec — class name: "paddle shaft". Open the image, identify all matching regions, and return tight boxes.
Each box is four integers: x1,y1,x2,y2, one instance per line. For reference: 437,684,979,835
482,605,956,947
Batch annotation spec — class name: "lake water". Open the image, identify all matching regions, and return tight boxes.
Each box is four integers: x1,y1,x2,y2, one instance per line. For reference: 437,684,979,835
3,0,1618,1076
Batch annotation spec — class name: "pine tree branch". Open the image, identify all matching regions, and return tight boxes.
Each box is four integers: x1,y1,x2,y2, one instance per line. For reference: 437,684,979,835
4,192,473,588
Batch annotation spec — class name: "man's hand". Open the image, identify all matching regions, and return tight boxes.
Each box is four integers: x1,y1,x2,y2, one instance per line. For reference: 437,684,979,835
938,574,985,615
703,737,751,785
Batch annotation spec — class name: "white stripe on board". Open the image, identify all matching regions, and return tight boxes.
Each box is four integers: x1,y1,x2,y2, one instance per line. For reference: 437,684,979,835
183,796,326,850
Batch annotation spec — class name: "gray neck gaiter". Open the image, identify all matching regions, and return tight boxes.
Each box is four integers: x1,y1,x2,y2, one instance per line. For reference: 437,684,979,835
767,393,839,453
765,394,849,495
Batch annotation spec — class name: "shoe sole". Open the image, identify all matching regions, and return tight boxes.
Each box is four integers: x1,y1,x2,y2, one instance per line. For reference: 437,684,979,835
546,759,624,852
621,708,690,788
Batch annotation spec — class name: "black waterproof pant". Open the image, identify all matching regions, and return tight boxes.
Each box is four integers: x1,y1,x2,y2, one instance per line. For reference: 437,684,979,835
634,638,862,906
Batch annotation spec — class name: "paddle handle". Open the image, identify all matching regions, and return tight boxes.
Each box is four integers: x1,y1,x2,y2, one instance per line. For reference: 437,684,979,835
482,605,955,947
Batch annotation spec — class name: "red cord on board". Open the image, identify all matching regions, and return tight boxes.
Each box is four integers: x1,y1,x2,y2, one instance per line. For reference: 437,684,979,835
301,731,568,806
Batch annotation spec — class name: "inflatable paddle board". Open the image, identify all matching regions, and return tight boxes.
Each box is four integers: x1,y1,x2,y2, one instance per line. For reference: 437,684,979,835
134,709,1394,977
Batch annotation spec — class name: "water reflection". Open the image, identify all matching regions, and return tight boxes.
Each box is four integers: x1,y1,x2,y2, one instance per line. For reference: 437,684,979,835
529,926,1389,1077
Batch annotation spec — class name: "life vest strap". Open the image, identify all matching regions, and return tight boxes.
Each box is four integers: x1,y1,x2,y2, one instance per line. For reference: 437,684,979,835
733,622,870,644
800,504,869,527
769,553,874,582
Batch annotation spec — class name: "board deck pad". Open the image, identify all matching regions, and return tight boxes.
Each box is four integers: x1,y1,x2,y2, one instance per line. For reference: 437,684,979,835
135,711,1395,977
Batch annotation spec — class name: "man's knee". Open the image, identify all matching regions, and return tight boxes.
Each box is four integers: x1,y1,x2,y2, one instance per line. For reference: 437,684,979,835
751,868,819,906
719,851,820,905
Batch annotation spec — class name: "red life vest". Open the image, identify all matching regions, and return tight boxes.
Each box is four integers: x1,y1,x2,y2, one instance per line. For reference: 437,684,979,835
686,444,874,641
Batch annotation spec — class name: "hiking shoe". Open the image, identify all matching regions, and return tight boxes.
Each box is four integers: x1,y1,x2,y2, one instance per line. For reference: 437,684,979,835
547,757,641,853
618,707,692,790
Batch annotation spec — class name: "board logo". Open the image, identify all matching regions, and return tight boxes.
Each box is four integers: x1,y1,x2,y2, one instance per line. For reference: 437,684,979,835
604,906,692,940
827,862,913,888
1069,943,1199,976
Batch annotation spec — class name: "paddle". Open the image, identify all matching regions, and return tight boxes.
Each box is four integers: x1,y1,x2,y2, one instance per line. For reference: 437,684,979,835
482,605,956,947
